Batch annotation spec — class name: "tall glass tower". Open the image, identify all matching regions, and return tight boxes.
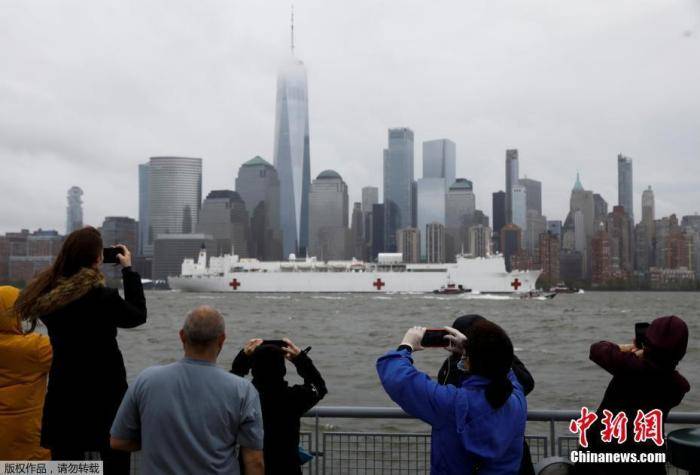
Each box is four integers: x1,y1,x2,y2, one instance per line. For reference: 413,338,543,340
383,128,415,244
273,55,311,257
617,154,634,222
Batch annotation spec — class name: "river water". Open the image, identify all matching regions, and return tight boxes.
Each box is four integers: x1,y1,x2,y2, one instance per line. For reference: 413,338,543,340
116,291,699,432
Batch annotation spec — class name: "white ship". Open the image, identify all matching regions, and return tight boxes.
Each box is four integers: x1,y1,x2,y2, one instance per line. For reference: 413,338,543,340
167,248,541,294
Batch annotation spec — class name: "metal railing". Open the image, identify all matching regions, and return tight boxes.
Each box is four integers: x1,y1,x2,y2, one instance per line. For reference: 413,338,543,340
296,407,700,474
129,407,698,474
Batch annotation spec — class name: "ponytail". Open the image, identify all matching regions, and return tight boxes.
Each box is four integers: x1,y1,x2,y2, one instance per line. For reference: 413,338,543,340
485,375,514,409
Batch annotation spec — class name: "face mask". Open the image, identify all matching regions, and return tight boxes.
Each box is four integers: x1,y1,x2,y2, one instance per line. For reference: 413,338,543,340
457,358,468,372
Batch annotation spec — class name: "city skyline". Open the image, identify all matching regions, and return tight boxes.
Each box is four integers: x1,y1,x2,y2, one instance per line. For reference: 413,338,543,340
1,1,699,233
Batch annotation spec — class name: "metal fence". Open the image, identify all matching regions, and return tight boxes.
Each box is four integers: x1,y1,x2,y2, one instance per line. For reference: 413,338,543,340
130,407,699,474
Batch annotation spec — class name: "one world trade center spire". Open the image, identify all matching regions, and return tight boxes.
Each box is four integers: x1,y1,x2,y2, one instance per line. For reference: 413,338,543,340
273,6,311,257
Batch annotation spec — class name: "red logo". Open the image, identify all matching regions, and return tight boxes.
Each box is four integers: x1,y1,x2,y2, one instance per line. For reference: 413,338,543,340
373,278,385,290
633,409,664,447
229,278,241,290
511,278,522,290
569,407,598,448
600,409,628,444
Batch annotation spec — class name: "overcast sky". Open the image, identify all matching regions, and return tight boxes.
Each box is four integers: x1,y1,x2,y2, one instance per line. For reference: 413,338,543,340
1,0,699,234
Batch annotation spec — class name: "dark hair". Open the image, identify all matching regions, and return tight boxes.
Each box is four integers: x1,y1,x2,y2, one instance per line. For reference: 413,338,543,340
452,314,486,338
15,226,103,331
465,320,515,409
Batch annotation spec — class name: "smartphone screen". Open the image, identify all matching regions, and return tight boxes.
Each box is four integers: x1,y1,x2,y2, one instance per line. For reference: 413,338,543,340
262,340,288,348
103,247,121,264
421,329,449,348
635,322,650,348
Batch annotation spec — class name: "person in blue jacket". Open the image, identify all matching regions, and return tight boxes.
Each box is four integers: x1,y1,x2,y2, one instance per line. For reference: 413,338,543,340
377,320,527,474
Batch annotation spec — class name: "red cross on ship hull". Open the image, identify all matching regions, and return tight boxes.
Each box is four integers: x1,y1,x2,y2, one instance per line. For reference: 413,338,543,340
373,278,385,290
229,278,241,290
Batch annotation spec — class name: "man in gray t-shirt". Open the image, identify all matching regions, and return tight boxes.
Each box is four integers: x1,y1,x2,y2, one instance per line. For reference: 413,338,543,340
110,306,264,475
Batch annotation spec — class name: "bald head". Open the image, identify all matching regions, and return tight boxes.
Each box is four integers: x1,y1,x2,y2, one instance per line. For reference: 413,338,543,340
181,305,225,352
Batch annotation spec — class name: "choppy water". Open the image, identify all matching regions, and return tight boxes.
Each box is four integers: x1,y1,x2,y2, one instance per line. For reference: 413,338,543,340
116,291,699,432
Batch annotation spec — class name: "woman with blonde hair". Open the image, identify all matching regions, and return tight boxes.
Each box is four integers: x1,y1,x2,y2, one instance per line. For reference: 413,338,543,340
15,226,147,474
0,285,52,460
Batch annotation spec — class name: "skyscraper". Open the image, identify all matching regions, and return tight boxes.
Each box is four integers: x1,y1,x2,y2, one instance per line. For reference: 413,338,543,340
445,179,475,258
500,224,522,272
539,232,560,285
383,128,415,235
570,173,595,276
422,139,456,189
519,178,542,216
617,154,634,222
273,48,311,256
593,193,608,229
235,156,282,260
308,170,349,260
505,149,519,223
492,191,506,252
511,185,527,232
196,190,250,257
591,228,613,285
425,223,445,263
396,227,420,263
371,203,385,260
361,187,379,215
468,225,492,258
351,202,366,260
138,163,151,256
66,186,83,235
101,216,138,279
416,177,446,259
642,186,655,225
148,156,203,242
606,206,634,272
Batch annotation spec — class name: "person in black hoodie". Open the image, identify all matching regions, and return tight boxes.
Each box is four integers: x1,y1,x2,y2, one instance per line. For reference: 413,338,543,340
437,314,535,475
15,227,147,475
231,337,327,475
576,315,690,475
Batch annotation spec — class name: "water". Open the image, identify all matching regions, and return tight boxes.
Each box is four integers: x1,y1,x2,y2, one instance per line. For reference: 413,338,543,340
117,291,699,432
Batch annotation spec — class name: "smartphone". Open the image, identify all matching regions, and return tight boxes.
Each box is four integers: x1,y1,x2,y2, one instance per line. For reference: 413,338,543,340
635,322,650,348
103,247,122,264
421,329,449,348
262,340,288,348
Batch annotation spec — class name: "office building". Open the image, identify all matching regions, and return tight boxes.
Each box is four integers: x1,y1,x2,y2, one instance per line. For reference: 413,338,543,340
500,224,522,272
606,205,634,272
505,149,519,224
361,187,379,215
593,193,608,229
416,177,446,259
371,203,385,260
196,190,250,258
397,227,420,263
519,178,542,215
425,222,445,263
591,228,613,285
617,154,634,222
492,191,506,252
525,210,547,257
547,220,562,239
468,225,491,258
138,163,151,256
148,156,202,240
152,234,216,280
511,185,527,232
235,156,282,260
539,232,560,285
422,139,456,188
351,203,366,260
273,54,311,256
101,217,138,279
383,128,415,236
308,170,349,260
66,186,83,235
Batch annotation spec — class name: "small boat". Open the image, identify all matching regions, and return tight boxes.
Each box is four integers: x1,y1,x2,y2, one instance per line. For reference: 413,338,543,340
519,290,557,300
433,283,471,295
549,283,578,294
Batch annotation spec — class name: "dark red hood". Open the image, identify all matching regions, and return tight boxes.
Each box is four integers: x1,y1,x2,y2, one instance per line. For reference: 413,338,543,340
645,315,688,367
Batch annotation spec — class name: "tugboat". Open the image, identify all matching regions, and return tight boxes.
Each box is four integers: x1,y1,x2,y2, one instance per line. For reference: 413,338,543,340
433,283,471,295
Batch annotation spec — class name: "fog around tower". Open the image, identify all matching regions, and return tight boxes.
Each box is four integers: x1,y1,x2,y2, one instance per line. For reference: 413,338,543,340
0,0,699,233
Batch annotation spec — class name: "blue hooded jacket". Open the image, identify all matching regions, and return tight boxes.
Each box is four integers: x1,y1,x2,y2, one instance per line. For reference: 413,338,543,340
377,348,527,474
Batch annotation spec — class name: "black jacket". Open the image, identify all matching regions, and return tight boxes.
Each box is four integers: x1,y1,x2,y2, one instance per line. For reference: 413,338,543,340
576,341,690,475
39,268,147,450
438,353,536,475
231,350,327,475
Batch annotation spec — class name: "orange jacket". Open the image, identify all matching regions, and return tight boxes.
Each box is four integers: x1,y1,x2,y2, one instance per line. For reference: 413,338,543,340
0,286,52,460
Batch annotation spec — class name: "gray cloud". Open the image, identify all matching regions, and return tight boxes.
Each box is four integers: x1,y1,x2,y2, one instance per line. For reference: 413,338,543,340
1,0,699,233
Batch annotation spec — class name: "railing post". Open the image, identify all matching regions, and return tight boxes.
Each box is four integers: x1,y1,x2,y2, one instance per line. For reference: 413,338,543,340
549,418,556,457
315,412,320,475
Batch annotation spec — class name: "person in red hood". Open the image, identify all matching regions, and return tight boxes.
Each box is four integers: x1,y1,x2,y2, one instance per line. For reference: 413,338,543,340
576,315,690,475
